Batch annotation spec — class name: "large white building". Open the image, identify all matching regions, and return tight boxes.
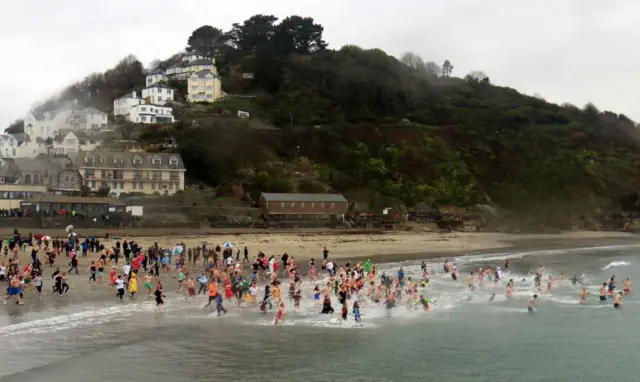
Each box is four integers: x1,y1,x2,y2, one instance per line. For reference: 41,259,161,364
113,89,175,124
129,104,174,124
145,71,167,87
24,109,73,139
141,84,174,106
113,91,144,116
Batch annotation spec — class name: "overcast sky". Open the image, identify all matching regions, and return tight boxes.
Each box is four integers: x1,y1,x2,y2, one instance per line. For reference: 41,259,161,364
1,0,638,127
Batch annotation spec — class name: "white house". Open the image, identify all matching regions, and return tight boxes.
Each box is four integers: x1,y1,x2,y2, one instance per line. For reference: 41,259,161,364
129,104,174,124
182,52,206,64
146,71,167,87
141,84,174,106
24,109,72,139
15,134,46,158
51,130,109,155
166,63,184,77
113,91,143,116
0,134,19,158
67,107,108,130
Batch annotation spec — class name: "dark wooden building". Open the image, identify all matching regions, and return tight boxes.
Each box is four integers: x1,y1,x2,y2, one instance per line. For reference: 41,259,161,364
259,193,348,216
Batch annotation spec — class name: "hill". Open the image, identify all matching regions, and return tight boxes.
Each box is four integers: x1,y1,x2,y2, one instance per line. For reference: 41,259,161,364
11,14,640,221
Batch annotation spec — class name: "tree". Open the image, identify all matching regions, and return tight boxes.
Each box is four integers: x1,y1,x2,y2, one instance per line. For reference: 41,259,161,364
227,14,279,53
187,25,227,58
424,61,441,77
465,70,490,84
275,16,327,54
441,60,454,76
400,52,425,70
5,119,24,134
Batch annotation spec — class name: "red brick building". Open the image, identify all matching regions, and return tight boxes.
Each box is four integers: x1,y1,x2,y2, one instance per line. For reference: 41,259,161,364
259,193,348,217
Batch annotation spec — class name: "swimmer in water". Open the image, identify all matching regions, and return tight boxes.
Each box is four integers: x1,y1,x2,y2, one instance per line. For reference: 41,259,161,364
527,294,538,313
623,278,631,294
599,283,607,302
579,288,590,305
489,293,496,302
467,272,475,291
274,303,285,325
614,291,622,309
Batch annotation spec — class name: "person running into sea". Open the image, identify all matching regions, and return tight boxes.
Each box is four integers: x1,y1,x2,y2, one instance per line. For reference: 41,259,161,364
129,272,138,298
260,285,272,313
321,294,334,314
215,293,228,316
527,294,538,313
115,275,125,300
88,261,97,283
5,275,23,305
144,272,154,296
579,288,590,305
204,280,218,309
352,301,361,322
33,272,43,299
155,282,165,307
599,283,608,302
623,278,631,294
274,303,285,326
185,277,196,300
614,291,623,309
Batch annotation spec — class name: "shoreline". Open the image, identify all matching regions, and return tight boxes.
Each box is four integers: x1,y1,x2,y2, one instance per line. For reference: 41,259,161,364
3,231,637,303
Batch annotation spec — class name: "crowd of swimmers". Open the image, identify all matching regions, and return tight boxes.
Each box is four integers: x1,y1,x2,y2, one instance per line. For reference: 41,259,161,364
1,229,634,318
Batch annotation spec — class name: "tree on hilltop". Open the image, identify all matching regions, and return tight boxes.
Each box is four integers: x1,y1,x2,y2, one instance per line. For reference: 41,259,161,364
275,16,327,54
226,15,279,53
442,60,454,76
187,25,227,58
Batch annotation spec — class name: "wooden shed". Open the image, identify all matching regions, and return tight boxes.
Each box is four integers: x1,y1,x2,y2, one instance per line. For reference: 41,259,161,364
259,193,348,216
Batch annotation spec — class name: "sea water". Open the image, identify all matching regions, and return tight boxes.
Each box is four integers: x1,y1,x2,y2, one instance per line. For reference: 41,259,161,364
1,244,640,382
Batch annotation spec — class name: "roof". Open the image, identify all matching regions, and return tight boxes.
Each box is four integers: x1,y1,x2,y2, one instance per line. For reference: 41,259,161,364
191,70,220,79
24,195,125,206
149,70,165,75
185,58,212,66
260,193,347,203
75,151,185,170
75,107,106,116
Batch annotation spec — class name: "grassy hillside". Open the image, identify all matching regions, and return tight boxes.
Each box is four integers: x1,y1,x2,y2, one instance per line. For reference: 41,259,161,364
18,14,640,219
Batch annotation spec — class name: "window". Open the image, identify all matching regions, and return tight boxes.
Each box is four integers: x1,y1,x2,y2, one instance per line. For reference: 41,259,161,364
169,183,174,190
331,203,335,208
169,157,178,167
11,148,15,156
141,107,146,112
133,170,142,180
112,182,118,189
301,202,305,208
320,203,324,208
291,202,295,207
174,183,179,190
206,86,213,90
114,156,123,166
133,155,143,167
33,175,39,185
91,180,96,188
280,202,284,208
167,89,172,94
169,172,179,181
152,183,157,190
311,203,315,208
101,170,106,178
138,182,143,189
113,170,124,179
152,171,162,180
206,94,213,99
132,182,137,189
71,176,75,184
85,157,94,166
152,156,162,167
158,96,163,102
24,174,31,184
84,169,95,177
191,86,197,91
